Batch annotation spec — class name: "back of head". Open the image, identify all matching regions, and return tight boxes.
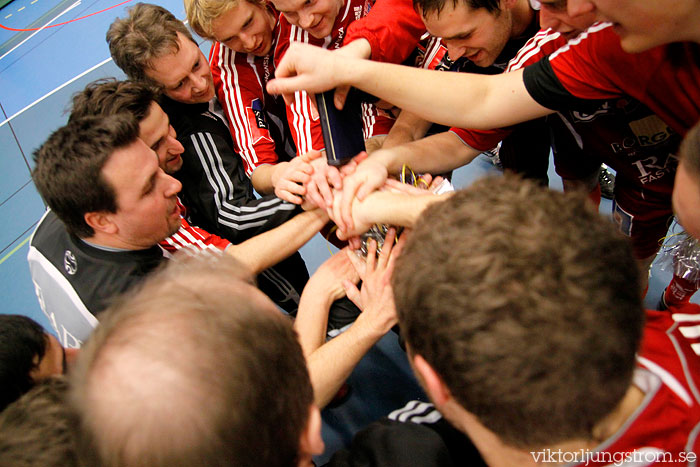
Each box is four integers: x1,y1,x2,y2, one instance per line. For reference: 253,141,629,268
392,176,644,448
106,3,195,84
0,377,77,467
69,78,156,123
414,0,501,17
0,315,47,412
70,252,313,467
32,114,139,238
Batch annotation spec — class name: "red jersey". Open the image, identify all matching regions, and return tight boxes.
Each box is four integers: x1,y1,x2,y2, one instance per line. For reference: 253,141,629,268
210,10,297,176
343,0,424,64
211,0,423,174
668,302,700,359
565,309,700,466
159,198,231,254
522,23,700,136
274,0,421,156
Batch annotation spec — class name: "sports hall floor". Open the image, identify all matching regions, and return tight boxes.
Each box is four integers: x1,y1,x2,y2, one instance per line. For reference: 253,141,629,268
0,0,693,461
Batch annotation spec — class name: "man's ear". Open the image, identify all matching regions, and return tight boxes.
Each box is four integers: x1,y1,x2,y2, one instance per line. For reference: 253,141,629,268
298,404,325,460
84,211,118,235
412,354,452,406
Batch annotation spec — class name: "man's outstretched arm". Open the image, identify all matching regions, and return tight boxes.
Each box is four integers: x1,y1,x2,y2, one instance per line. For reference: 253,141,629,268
331,189,450,240
296,232,403,408
225,208,328,274
267,43,554,131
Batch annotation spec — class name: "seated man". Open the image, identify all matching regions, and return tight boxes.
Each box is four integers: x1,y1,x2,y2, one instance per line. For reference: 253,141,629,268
69,78,310,315
0,315,77,411
29,114,327,346
328,175,700,465
0,377,77,467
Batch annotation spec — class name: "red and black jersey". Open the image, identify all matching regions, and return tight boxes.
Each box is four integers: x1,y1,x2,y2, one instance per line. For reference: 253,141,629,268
454,28,679,205
522,23,700,136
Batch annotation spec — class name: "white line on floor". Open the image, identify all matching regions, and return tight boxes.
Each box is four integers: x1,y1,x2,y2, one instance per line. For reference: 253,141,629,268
0,56,112,128
0,0,82,62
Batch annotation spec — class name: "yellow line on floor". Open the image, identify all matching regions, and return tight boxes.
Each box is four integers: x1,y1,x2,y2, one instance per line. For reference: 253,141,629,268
18,6,25,11
0,235,31,266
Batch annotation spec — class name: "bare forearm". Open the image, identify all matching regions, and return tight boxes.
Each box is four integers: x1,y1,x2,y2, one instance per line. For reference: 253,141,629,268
375,131,481,175
306,320,385,408
251,164,276,194
381,111,433,149
342,61,551,129
295,283,336,358
226,208,327,273
355,191,449,228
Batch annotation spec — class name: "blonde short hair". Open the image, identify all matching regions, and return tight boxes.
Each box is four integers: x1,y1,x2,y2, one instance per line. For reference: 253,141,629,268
185,0,264,39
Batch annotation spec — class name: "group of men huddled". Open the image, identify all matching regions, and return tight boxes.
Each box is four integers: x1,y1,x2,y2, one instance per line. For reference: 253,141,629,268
2,0,700,464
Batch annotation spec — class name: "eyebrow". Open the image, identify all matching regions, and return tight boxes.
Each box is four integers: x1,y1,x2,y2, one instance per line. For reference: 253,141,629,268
141,171,158,197
150,136,165,150
166,75,187,90
242,12,253,28
164,49,199,89
276,0,305,15
441,28,475,41
223,13,254,42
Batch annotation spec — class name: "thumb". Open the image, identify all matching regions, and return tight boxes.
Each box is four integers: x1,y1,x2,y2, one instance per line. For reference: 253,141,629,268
334,85,350,109
266,77,304,98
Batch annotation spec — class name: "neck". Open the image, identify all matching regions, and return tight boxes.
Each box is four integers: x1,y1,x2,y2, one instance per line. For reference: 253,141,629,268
590,384,645,442
453,384,645,466
535,385,646,464
84,232,153,251
510,0,535,39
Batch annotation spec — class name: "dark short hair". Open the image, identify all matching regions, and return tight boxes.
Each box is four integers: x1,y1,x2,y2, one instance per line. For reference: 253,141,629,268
0,377,77,467
106,3,196,86
71,252,313,467
32,114,140,238
414,0,501,17
0,315,48,412
392,176,644,448
69,78,157,123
